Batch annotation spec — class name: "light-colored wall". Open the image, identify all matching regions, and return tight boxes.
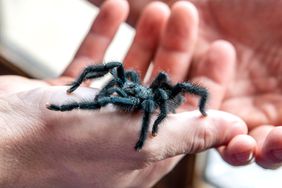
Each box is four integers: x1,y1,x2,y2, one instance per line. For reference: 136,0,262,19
0,0,134,78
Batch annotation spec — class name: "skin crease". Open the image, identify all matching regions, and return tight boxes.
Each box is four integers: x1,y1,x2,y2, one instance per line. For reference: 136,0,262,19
115,0,282,169
0,0,260,187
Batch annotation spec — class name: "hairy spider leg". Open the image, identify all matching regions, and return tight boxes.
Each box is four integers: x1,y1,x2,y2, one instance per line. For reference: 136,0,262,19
96,97,139,109
47,101,100,111
150,72,171,89
94,79,128,103
84,71,108,80
67,62,125,93
47,96,139,112
135,100,156,151
101,87,128,97
151,89,169,136
150,72,181,113
171,83,209,116
125,70,140,84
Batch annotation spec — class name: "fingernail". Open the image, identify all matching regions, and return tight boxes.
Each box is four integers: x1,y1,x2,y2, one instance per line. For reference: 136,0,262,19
234,152,253,162
271,149,282,161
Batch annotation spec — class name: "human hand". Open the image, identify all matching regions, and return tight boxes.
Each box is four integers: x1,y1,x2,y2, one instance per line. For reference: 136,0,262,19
0,85,250,188
0,0,255,187
123,1,256,166
192,0,282,169
131,0,282,168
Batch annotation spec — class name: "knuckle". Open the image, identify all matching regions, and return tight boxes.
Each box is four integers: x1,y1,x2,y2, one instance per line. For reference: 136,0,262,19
189,124,216,153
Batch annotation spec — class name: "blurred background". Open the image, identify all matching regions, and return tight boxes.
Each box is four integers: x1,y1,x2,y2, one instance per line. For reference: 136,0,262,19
0,0,134,78
1,0,282,187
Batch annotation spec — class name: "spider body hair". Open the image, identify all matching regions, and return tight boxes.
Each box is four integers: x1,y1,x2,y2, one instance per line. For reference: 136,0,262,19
47,62,209,151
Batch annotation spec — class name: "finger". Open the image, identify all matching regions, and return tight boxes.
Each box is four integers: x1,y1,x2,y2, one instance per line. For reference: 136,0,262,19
222,95,282,130
151,1,199,83
190,40,236,109
142,110,247,161
251,125,282,169
217,134,256,166
123,2,170,79
63,0,129,77
192,40,252,166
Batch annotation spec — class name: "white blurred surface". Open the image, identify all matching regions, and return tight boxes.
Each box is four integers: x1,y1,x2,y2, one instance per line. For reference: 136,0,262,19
0,0,134,78
205,150,282,188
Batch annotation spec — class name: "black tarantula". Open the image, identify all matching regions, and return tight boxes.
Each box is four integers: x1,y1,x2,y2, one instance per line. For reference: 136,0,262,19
47,62,209,151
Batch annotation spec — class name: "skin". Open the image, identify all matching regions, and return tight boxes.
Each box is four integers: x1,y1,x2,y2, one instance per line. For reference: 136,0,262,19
0,86,249,187
0,0,257,187
118,0,282,169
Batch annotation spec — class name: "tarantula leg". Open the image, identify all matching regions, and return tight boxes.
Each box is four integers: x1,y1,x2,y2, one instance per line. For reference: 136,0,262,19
67,66,107,93
47,101,101,111
135,100,155,151
125,70,140,83
96,96,139,107
84,71,108,80
150,72,170,89
152,102,168,136
67,62,125,93
152,89,169,136
90,78,127,97
48,96,139,112
171,83,209,116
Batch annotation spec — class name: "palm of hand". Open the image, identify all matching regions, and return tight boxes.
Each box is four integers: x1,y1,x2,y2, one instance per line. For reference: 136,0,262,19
195,0,282,129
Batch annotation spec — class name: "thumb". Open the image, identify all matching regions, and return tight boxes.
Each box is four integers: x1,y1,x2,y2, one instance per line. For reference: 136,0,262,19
141,110,248,161
189,41,256,165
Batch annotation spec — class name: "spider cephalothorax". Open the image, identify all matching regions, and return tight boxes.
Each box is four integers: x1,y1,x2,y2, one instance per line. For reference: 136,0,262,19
47,62,209,151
